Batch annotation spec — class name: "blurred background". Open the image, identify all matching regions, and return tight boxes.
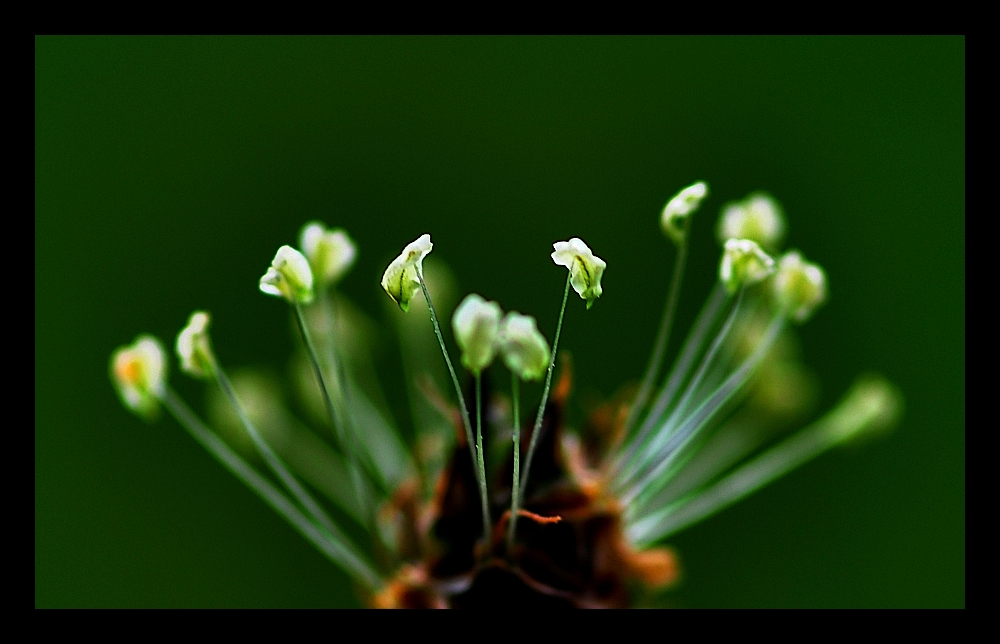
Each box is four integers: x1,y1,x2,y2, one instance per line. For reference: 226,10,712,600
36,37,964,607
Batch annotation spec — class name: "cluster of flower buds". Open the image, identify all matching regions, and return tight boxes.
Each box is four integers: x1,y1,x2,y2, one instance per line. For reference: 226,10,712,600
108,182,896,609
259,222,360,306
452,294,551,381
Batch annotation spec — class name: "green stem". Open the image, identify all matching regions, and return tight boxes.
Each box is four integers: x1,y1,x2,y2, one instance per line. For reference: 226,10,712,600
211,361,344,540
624,214,692,435
519,274,571,499
294,302,369,525
417,272,492,540
475,374,491,541
507,373,521,552
160,388,382,589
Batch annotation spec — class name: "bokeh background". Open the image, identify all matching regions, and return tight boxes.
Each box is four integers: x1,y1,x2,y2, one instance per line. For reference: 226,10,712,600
36,37,964,607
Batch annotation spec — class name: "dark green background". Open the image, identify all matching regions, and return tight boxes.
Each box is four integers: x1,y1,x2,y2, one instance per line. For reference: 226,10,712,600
36,37,964,607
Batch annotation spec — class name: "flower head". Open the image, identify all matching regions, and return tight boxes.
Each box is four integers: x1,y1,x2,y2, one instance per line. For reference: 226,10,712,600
176,311,214,379
381,234,433,312
259,245,315,305
110,335,167,421
773,250,828,323
551,237,606,309
452,294,503,374
661,181,709,245
499,312,550,381
719,238,776,294
299,222,357,288
717,192,786,251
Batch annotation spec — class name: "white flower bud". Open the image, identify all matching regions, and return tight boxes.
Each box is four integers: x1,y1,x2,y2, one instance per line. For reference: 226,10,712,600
259,245,315,305
773,251,828,323
451,294,502,374
110,335,167,421
661,181,709,245
551,237,607,309
381,234,433,312
717,192,786,251
299,222,357,288
499,312,550,381
719,238,776,294
175,311,214,379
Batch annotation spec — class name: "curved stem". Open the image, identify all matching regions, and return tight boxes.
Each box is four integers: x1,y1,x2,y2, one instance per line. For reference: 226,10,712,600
417,273,492,540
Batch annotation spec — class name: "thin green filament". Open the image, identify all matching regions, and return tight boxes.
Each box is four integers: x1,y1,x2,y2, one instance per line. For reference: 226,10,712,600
507,373,521,552
417,272,492,541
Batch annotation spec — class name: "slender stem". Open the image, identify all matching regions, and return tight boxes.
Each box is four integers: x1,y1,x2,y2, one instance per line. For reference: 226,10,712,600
618,283,727,473
624,313,784,508
160,388,382,589
211,360,344,541
519,275,571,498
507,373,521,551
474,374,491,538
417,272,492,540
294,302,369,525
620,288,740,490
631,387,855,545
624,215,692,435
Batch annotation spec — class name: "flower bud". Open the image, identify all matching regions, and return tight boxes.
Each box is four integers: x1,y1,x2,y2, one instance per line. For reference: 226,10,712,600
719,238,775,294
451,293,502,374
259,245,315,305
175,311,215,379
661,181,708,245
110,335,167,421
824,374,904,444
299,222,357,288
772,251,828,323
499,312,550,381
381,234,433,312
551,237,607,309
717,192,786,251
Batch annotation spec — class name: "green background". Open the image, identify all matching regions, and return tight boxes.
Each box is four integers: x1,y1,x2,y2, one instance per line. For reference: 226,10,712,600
36,37,964,607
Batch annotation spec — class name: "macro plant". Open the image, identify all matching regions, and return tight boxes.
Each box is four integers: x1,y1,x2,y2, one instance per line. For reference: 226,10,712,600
110,182,903,608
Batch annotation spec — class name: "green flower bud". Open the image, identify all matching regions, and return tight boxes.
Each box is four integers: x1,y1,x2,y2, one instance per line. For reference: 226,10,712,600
381,234,433,312
110,335,167,421
773,250,828,323
661,181,708,245
719,238,776,294
551,237,607,309
717,192,786,251
259,245,315,305
175,310,215,379
452,293,502,374
499,312,550,381
299,222,357,288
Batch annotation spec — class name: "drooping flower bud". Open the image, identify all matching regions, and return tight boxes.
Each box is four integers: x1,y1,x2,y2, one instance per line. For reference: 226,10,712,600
110,335,167,421
719,238,775,294
175,311,215,379
661,181,708,245
499,312,550,381
772,250,828,323
717,192,786,251
259,245,315,305
551,237,607,309
381,234,433,313
299,222,358,288
451,293,502,374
